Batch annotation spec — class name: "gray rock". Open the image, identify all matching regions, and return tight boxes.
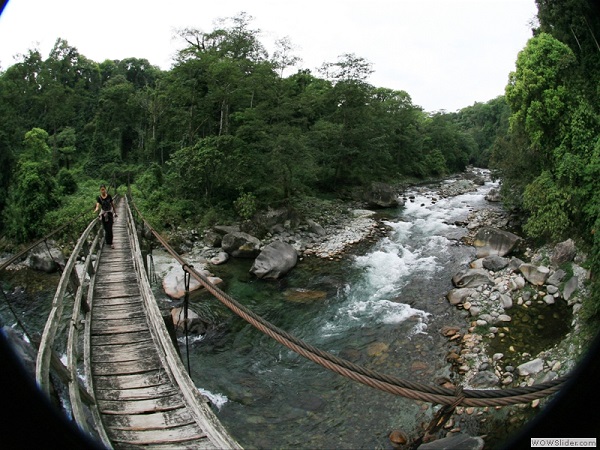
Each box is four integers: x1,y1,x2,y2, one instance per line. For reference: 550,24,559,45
1,326,36,377
508,257,525,272
480,314,494,323
452,269,493,289
519,264,550,286
473,227,521,258
485,188,502,202
517,358,544,376
550,239,576,267
203,230,222,247
563,276,579,301
250,241,298,280
482,255,509,271
500,293,513,309
210,251,229,265
446,288,476,305
24,243,65,273
470,370,499,388
547,269,566,286
306,219,326,236
213,225,240,235
364,182,402,208
222,232,261,258
543,294,555,305
171,306,207,334
546,285,559,295
418,433,484,450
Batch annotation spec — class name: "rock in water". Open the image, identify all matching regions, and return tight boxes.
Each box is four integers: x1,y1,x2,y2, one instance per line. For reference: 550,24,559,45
250,241,298,280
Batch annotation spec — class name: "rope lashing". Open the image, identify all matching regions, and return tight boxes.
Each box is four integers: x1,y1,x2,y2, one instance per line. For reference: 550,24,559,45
129,198,568,407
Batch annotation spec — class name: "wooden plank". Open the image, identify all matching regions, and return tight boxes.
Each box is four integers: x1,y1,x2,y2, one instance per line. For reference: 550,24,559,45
95,384,179,401
107,424,206,445
93,298,143,309
91,315,148,332
92,342,157,362
93,285,142,299
92,358,163,376
92,347,159,365
95,272,138,283
115,440,218,450
101,408,194,430
94,371,172,390
91,323,150,336
93,308,146,320
93,314,147,325
94,302,145,313
98,393,186,414
91,332,153,346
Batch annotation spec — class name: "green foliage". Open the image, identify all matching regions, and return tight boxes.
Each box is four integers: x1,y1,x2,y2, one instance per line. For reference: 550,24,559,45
22,128,51,162
0,13,507,242
3,159,58,242
234,191,258,220
57,168,78,195
522,171,572,240
497,2,600,323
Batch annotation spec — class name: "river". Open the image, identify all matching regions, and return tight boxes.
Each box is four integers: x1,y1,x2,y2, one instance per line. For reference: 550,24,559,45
0,174,568,449
152,174,537,449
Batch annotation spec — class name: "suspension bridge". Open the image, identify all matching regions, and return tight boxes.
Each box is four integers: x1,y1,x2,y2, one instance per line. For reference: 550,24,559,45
0,194,570,449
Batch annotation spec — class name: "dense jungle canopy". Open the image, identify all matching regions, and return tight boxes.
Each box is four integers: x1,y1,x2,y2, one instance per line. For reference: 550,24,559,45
0,2,599,320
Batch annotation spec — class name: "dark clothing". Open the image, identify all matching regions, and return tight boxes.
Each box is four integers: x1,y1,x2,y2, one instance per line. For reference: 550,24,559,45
97,194,114,245
97,194,113,212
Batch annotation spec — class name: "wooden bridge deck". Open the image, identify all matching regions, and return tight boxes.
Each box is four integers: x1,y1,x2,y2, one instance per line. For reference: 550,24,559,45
88,201,240,449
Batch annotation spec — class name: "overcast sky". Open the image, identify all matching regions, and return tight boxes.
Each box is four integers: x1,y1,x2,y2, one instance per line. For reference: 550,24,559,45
0,0,538,112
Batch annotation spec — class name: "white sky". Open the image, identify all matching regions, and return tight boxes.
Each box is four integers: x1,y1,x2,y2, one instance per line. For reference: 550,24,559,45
0,0,537,112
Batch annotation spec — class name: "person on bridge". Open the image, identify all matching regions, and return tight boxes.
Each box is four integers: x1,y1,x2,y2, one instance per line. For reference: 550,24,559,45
94,184,117,249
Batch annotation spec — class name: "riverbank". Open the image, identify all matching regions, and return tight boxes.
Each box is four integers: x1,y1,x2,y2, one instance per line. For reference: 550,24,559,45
399,173,592,447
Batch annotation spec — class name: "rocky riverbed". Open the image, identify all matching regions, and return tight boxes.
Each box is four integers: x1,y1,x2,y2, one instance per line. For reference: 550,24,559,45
159,168,592,448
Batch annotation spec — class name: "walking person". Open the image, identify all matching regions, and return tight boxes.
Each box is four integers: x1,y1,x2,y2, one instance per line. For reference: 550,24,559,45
94,184,117,249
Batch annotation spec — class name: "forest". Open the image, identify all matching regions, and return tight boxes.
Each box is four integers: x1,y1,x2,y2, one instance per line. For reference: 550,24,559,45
0,2,599,321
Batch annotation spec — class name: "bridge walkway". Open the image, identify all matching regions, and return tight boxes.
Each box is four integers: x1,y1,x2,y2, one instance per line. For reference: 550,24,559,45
87,200,240,449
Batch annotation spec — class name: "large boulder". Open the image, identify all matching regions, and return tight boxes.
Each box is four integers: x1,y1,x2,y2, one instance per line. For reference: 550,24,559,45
482,255,509,272
446,288,476,306
250,241,298,280
170,307,207,334
517,358,544,376
519,264,550,286
364,182,402,208
221,232,261,258
162,265,222,299
209,251,229,265
550,239,577,267
24,243,65,273
306,219,326,236
203,230,222,248
473,227,521,258
484,187,502,202
563,276,579,301
452,269,493,289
